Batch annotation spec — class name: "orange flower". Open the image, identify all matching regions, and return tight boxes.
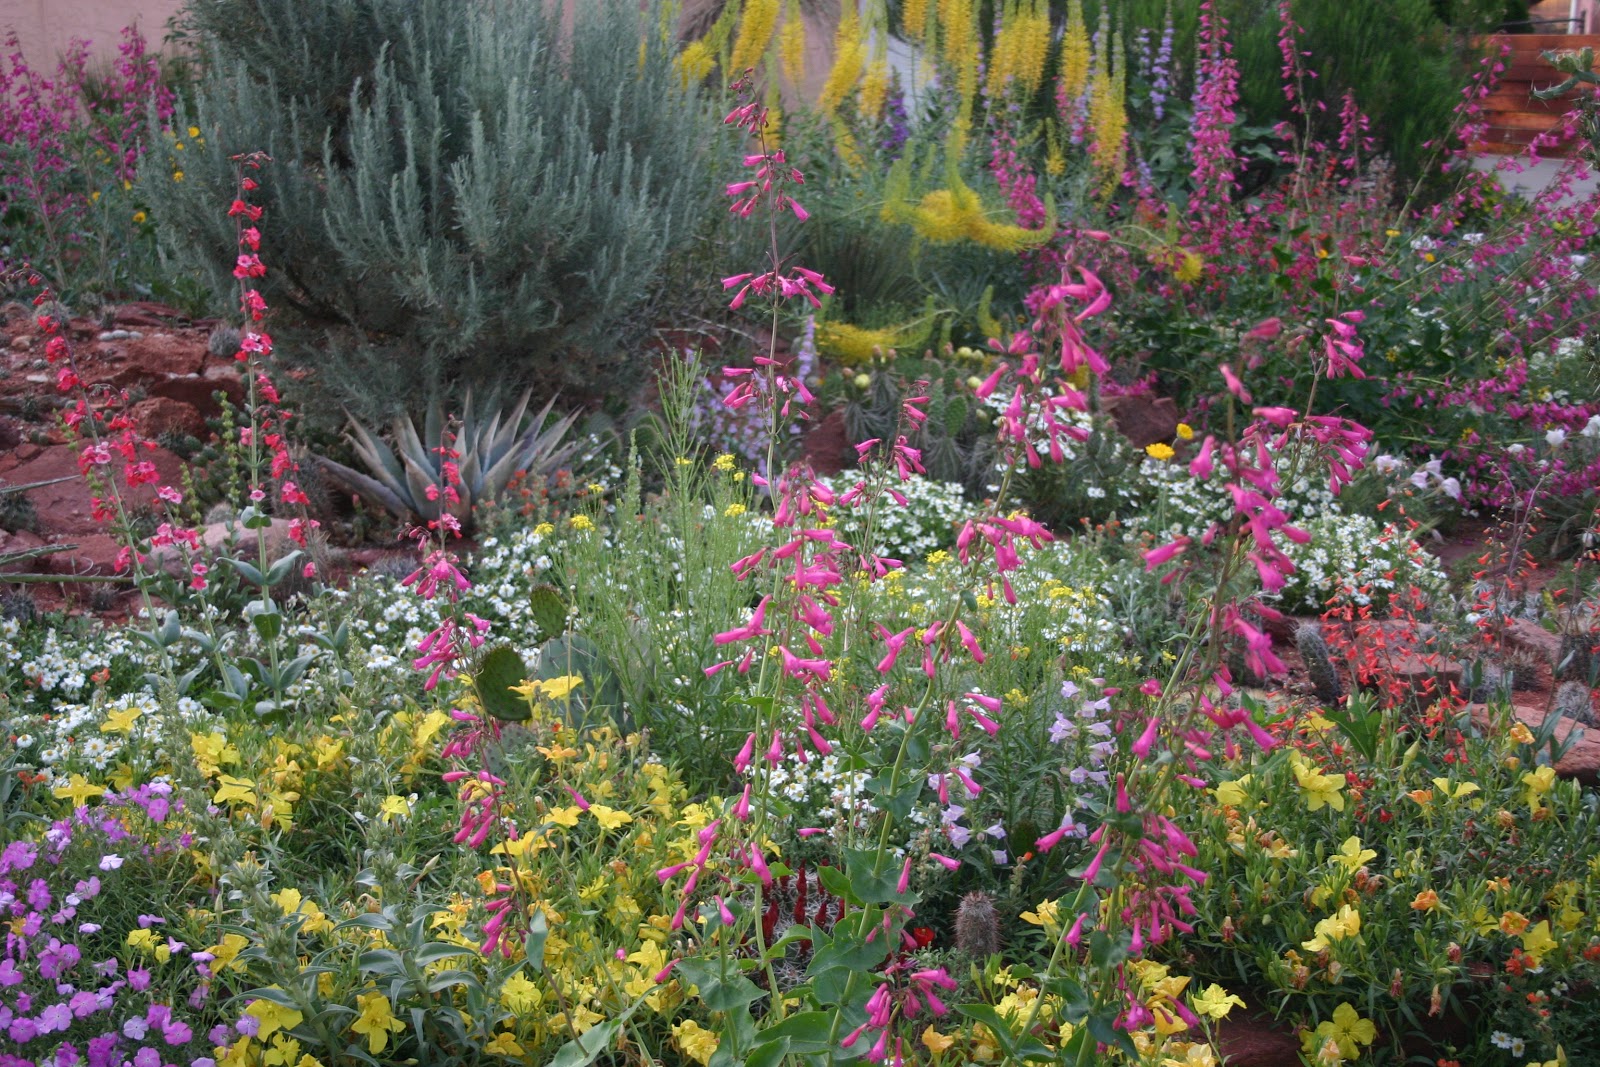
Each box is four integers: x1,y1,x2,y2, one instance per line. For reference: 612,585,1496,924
1410,889,1440,912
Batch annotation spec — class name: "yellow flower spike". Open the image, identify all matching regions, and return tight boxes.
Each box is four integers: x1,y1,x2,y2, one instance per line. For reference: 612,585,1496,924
1058,0,1090,101
728,0,780,74
779,0,806,87
817,4,864,116
349,991,405,1053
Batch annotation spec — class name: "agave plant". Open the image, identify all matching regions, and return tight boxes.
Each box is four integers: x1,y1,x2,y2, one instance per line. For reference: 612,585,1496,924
315,389,582,526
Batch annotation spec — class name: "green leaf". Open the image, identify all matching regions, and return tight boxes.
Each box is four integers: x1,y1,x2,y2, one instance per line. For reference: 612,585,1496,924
525,909,549,974
755,1011,836,1054
677,958,763,1012
474,645,531,722
547,1020,620,1067
223,557,266,587
264,550,304,588
744,1038,791,1067
954,1004,1017,1059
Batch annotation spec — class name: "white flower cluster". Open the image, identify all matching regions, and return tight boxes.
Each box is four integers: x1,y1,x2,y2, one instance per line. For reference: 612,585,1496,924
1,690,207,780
1129,448,1443,613
766,748,878,830
468,526,558,632
1278,510,1446,612
815,472,970,561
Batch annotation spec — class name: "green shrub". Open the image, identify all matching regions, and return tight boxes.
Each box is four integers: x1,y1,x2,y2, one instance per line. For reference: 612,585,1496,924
142,0,714,418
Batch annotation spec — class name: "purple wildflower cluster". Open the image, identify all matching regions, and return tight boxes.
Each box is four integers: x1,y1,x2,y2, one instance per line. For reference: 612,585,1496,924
0,824,212,1067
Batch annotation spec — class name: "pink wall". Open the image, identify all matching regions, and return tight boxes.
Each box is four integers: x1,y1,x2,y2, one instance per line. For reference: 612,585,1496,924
0,0,184,64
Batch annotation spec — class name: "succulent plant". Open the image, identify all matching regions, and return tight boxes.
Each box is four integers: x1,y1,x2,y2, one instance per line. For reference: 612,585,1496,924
955,890,1000,959
1554,680,1597,727
1296,622,1344,706
315,389,581,528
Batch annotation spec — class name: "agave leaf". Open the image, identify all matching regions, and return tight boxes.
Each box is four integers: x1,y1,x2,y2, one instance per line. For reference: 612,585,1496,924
423,394,443,465
400,452,443,521
344,412,408,499
311,455,413,518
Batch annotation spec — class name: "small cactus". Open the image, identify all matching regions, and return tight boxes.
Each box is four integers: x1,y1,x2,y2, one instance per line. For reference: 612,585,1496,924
1,589,39,625
955,890,1000,959
1556,632,1596,683
1465,660,1509,705
1296,623,1344,706
527,584,568,642
1554,680,1597,727
207,324,242,359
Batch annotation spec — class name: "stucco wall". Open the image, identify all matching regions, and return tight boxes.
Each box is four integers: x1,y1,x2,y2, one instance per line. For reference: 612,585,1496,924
0,0,184,65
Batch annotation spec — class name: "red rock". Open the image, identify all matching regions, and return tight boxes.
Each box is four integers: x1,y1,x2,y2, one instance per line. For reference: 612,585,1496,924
111,302,189,328
45,533,128,576
1504,617,1561,662
122,333,207,379
1105,394,1180,449
129,397,206,440
1470,702,1600,784
803,409,851,476
0,528,50,572
0,444,188,535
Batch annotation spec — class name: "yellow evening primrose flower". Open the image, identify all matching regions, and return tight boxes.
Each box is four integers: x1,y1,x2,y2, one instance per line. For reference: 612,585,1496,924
1333,836,1376,871
1291,755,1346,812
378,795,412,822
1214,776,1252,807
245,996,304,1041
1499,910,1530,936
1431,777,1480,800
673,1019,720,1066
1510,721,1536,746
1162,1044,1220,1067
547,805,582,828
213,775,259,808
350,991,405,1053
1191,983,1246,1021
100,707,143,734
1522,920,1557,966
484,1032,524,1057
922,1026,955,1055
1020,899,1061,934
1315,1003,1376,1060
1522,765,1557,811
588,805,633,831
53,774,105,808
205,933,249,973
499,972,543,1013
1302,905,1361,952
1405,788,1434,807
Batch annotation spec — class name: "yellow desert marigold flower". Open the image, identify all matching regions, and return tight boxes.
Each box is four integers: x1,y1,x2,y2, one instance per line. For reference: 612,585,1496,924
1145,442,1175,461
1175,422,1194,439
569,514,595,532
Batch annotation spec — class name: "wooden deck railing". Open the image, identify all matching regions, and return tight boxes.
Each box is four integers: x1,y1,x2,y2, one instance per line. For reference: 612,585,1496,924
1478,34,1600,156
